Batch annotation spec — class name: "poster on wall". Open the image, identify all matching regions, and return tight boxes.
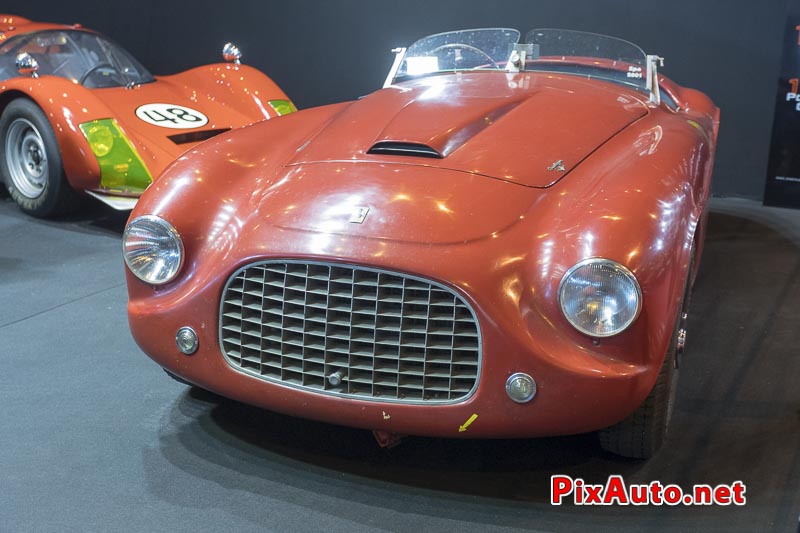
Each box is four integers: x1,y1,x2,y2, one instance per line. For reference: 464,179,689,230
764,1,800,208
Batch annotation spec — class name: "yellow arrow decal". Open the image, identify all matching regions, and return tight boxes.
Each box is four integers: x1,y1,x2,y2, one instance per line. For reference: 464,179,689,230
458,413,478,432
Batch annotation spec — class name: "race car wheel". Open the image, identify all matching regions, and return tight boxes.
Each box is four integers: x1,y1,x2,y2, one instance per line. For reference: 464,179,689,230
598,259,694,459
0,98,80,217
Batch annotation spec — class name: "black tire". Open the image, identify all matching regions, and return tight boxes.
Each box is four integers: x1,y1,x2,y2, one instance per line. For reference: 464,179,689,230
598,331,679,459
0,98,80,217
599,263,693,459
164,369,194,387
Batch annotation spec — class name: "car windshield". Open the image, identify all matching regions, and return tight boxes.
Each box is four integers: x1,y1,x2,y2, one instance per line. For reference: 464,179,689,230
391,28,648,94
524,29,647,93
393,28,521,82
0,30,154,88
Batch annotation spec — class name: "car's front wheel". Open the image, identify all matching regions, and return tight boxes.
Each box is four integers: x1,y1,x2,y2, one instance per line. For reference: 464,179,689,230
598,267,693,459
0,98,80,217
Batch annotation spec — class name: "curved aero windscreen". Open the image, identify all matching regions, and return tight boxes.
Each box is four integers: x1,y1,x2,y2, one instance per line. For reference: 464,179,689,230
394,28,520,82
525,29,648,93
0,30,154,88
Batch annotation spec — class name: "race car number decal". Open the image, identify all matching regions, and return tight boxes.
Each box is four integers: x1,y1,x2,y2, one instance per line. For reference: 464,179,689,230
135,103,209,129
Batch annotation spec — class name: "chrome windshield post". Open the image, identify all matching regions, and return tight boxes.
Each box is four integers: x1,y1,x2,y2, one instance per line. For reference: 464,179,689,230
646,54,664,105
505,43,537,73
383,47,407,88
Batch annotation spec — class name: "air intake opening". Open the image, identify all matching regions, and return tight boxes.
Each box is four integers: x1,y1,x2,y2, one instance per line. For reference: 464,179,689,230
168,128,231,145
368,141,442,159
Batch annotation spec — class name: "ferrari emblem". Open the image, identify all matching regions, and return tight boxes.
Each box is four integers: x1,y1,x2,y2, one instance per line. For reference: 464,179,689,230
548,160,566,172
349,206,370,224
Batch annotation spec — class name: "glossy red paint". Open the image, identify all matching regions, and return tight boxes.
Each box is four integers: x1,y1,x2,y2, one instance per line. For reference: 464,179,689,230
0,15,292,197
126,61,718,438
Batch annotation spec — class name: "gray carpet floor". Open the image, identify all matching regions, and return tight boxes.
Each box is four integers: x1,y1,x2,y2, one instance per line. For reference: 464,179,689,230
0,195,798,532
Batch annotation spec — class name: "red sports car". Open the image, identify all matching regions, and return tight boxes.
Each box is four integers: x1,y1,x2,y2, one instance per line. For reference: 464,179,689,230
0,14,294,216
124,28,719,458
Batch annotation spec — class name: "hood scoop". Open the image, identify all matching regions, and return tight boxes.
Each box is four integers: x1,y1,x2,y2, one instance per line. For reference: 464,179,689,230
367,141,441,159
371,96,525,159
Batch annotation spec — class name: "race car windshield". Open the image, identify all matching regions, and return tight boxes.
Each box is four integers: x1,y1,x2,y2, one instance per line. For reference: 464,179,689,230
393,28,520,82
0,30,154,88
524,29,648,94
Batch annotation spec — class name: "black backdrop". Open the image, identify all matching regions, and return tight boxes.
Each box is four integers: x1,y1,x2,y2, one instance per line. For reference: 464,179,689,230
1,0,789,200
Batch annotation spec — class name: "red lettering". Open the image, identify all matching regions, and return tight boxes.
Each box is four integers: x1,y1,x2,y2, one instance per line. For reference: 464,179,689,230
630,484,649,505
604,475,629,505
584,485,603,504
732,481,747,505
714,485,731,505
575,478,583,504
693,484,713,505
663,485,682,505
650,481,663,505
550,475,573,505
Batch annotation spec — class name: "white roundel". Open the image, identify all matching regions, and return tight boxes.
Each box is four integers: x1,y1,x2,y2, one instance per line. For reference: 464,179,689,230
135,103,209,129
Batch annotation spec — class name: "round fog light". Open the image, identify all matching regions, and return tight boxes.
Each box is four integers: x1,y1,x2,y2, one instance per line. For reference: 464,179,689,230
506,372,537,403
176,327,198,355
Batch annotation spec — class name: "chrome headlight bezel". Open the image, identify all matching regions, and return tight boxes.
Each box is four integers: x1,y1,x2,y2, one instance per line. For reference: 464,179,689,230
123,214,184,286
558,257,643,338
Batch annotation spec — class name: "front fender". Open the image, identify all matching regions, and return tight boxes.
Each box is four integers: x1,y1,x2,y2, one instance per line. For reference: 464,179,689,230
519,105,716,422
157,63,292,121
0,75,116,191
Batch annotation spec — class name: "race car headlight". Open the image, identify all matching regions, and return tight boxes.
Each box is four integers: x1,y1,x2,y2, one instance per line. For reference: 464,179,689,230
79,119,153,193
84,122,114,157
558,258,642,337
268,99,296,116
123,215,184,285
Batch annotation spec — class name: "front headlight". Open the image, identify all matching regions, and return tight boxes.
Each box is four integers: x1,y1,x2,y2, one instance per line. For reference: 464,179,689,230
558,258,642,337
79,119,153,193
83,122,114,157
123,215,184,285
268,99,296,116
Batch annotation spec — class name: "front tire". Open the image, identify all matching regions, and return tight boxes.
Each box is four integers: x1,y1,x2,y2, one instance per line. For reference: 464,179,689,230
0,98,80,217
599,268,693,459
598,333,679,459
164,369,194,387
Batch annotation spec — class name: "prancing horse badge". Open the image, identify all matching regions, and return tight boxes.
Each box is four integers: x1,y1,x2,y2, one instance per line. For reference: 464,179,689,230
349,206,370,224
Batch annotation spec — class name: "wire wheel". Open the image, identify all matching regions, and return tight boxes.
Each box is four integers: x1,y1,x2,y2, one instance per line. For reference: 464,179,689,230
5,118,48,199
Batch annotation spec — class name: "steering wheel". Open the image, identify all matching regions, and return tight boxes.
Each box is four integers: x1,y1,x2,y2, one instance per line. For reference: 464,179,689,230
428,43,501,70
79,62,121,85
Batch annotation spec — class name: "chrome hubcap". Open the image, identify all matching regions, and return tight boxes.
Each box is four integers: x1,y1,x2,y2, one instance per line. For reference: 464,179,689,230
666,312,689,427
676,328,687,353
5,118,48,199
675,312,689,369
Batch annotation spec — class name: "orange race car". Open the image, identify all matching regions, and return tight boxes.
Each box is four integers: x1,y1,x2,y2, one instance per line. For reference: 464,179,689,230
0,14,294,216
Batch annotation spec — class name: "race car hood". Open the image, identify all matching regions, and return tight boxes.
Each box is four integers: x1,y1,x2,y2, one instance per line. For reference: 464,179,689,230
288,71,649,188
88,76,267,177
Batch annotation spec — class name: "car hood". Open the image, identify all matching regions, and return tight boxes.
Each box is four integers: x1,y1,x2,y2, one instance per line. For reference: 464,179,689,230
89,78,263,175
253,161,541,245
288,72,648,188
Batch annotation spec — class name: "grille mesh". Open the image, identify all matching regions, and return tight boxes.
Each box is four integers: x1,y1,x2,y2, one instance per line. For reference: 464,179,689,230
219,261,480,403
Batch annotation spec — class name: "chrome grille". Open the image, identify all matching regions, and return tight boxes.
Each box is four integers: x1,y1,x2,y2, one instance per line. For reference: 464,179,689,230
219,261,481,403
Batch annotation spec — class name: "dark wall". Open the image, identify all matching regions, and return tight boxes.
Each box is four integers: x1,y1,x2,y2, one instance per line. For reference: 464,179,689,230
1,0,789,200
